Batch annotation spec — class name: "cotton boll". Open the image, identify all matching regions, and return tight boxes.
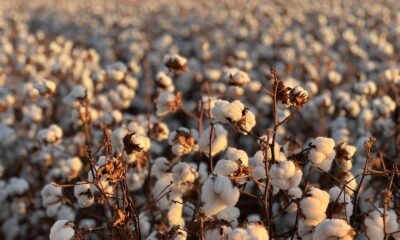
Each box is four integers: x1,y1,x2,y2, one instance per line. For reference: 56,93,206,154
214,160,239,176
298,219,315,240
41,183,62,211
216,206,240,227
49,220,75,240
308,137,336,171
249,151,266,180
328,186,353,220
149,122,169,141
35,79,56,95
228,228,250,240
164,54,188,72
327,70,342,85
156,92,181,116
247,222,269,240
201,175,240,216
63,85,87,107
198,95,217,118
168,128,197,156
338,172,357,196
151,174,173,210
151,157,172,178
168,196,185,226
156,71,175,92
106,62,127,81
2,217,19,240
198,124,228,157
74,182,94,208
212,99,244,124
37,124,63,145
257,136,282,162
7,177,29,196
372,95,396,117
299,187,330,226
365,209,400,240
65,157,82,179
270,160,302,190
313,219,354,240
172,162,197,184
226,147,248,166
57,205,76,221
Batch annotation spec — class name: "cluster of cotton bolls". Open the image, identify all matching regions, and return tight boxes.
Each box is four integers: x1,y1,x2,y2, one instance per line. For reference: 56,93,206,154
0,0,399,239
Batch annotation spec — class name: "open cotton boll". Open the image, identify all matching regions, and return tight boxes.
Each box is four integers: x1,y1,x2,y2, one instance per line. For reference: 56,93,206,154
106,62,127,81
168,196,185,226
249,151,266,180
308,137,336,171
168,128,198,156
65,157,82,179
163,54,188,72
372,95,396,117
313,219,354,240
198,124,228,157
35,79,56,95
298,219,315,240
156,71,174,92
37,124,63,145
257,136,282,162
172,162,197,184
328,186,353,220
270,160,302,190
49,220,75,240
299,187,330,226
7,177,29,196
226,147,249,166
63,85,87,107
111,127,128,154
156,92,181,116
201,175,240,216
338,171,357,196
74,182,94,208
205,225,232,240
41,183,62,205
247,222,269,240
213,160,239,176
149,122,170,141
365,208,400,240
212,99,244,123
151,174,174,210
228,228,251,240
151,157,172,178
216,206,240,227
57,205,76,222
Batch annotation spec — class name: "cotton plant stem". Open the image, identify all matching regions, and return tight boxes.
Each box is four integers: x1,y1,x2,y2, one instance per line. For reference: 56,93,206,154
351,136,376,226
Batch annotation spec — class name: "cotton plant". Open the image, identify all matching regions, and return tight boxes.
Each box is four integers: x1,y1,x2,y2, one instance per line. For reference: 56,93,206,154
1,1,399,239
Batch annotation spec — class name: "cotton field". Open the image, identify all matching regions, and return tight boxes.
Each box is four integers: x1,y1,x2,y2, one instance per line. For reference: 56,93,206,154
0,0,399,239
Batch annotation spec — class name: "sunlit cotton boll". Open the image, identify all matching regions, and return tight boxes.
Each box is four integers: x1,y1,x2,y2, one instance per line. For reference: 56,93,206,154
247,222,269,240
226,147,249,166
308,137,336,171
198,124,228,157
201,175,240,216
313,219,354,240
270,160,302,190
299,187,330,226
168,127,198,156
49,220,75,240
